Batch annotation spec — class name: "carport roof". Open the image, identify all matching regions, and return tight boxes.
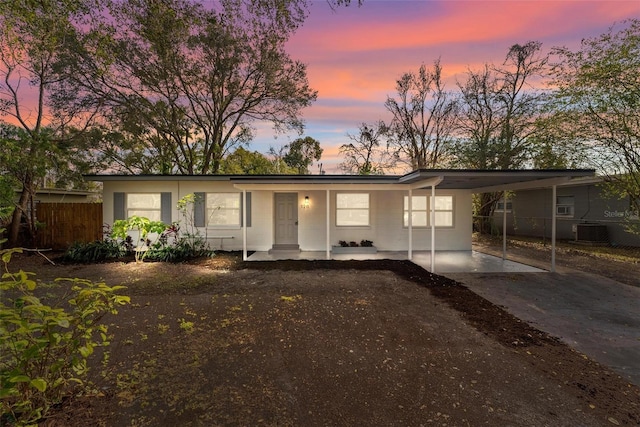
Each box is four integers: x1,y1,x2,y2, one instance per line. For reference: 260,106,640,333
85,169,595,192
399,169,596,191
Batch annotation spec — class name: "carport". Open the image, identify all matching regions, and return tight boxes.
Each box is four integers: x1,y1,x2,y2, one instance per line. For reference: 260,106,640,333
398,169,595,272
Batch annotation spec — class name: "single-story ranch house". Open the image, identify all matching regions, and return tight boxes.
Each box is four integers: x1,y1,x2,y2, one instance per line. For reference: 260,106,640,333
86,169,595,271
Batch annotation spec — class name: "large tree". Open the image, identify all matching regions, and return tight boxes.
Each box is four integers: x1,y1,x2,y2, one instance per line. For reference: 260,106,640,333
281,136,323,174
551,19,640,229
339,121,396,175
454,42,549,232
384,59,458,171
62,0,317,175
220,147,295,174
0,0,98,246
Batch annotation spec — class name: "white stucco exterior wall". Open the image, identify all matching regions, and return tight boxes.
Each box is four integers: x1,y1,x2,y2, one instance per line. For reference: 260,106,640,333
101,181,473,252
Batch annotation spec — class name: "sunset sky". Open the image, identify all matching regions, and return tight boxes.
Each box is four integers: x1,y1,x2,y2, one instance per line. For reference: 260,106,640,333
251,0,640,173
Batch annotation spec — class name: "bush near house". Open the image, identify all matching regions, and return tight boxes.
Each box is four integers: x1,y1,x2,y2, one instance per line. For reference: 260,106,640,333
63,194,215,264
0,244,130,426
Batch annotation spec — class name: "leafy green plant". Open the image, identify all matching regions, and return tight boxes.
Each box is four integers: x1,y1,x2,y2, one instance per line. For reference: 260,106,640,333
178,319,194,334
111,216,168,262
166,194,214,261
0,248,130,425
146,235,214,262
62,239,127,263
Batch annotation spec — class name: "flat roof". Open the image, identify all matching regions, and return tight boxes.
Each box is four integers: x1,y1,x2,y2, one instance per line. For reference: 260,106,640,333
84,169,596,192
400,169,596,191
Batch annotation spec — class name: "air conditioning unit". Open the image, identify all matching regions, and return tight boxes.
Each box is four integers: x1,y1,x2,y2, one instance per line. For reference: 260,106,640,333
576,223,608,243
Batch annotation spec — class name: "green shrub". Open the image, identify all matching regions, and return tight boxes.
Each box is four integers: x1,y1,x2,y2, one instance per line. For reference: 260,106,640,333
146,235,214,263
0,248,130,425
62,239,127,263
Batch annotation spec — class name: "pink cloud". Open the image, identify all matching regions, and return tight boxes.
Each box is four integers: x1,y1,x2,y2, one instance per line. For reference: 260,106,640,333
266,1,640,172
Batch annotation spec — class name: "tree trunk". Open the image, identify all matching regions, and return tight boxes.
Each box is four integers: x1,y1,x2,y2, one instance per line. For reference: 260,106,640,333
474,192,500,235
7,174,35,247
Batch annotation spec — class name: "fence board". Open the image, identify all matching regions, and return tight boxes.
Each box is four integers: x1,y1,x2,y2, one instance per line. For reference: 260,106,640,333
36,203,103,250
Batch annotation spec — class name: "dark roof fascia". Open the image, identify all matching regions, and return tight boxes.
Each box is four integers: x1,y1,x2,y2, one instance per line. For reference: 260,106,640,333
399,168,596,183
230,174,401,184
83,174,235,182
16,188,99,196
84,169,597,189
83,174,402,184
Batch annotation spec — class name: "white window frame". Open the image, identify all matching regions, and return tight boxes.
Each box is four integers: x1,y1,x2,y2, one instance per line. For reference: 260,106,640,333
431,195,454,227
403,195,428,227
126,193,162,221
206,192,241,227
556,195,575,218
403,195,454,228
336,193,370,227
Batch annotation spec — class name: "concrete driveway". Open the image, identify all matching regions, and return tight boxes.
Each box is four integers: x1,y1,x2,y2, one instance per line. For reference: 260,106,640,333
443,269,640,387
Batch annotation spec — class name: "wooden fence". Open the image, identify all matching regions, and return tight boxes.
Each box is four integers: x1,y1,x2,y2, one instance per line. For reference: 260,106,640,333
36,203,103,250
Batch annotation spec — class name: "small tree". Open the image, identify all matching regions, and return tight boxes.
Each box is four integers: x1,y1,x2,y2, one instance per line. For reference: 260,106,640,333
111,217,169,263
172,193,213,259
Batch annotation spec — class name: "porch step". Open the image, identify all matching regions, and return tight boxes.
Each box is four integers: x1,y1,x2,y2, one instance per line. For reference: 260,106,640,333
269,244,301,254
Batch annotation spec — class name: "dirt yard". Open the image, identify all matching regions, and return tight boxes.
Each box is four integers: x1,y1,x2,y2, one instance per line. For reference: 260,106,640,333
6,251,640,426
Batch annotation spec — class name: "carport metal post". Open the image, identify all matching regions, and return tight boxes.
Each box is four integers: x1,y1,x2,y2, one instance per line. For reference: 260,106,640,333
408,188,413,260
326,189,330,260
551,185,557,272
503,191,507,260
242,190,247,261
431,184,436,272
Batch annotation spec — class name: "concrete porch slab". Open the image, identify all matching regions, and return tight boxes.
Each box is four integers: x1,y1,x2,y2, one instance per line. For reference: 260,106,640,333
246,250,544,274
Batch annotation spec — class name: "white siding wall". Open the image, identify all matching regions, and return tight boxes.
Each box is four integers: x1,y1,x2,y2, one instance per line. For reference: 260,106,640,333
102,182,473,252
298,190,328,251
331,189,472,251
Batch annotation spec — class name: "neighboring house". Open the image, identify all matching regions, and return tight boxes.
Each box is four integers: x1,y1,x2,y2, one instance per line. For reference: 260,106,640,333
86,169,595,261
15,188,100,204
493,177,640,247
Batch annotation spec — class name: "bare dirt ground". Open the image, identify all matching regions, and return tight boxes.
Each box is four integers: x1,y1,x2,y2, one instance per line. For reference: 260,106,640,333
5,249,640,426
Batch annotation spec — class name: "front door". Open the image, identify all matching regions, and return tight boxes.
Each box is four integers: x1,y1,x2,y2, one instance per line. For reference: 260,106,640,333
274,193,298,246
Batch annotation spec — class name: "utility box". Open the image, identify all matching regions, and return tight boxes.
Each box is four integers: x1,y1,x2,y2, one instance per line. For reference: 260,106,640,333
576,223,608,243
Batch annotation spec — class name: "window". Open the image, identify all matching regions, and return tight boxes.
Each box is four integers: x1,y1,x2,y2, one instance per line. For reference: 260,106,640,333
336,193,369,226
495,199,513,213
206,193,241,226
556,196,574,217
403,195,454,227
403,196,428,227
432,195,454,227
127,193,161,221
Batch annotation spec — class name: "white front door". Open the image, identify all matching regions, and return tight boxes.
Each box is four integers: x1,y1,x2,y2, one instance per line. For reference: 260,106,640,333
274,193,298,245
